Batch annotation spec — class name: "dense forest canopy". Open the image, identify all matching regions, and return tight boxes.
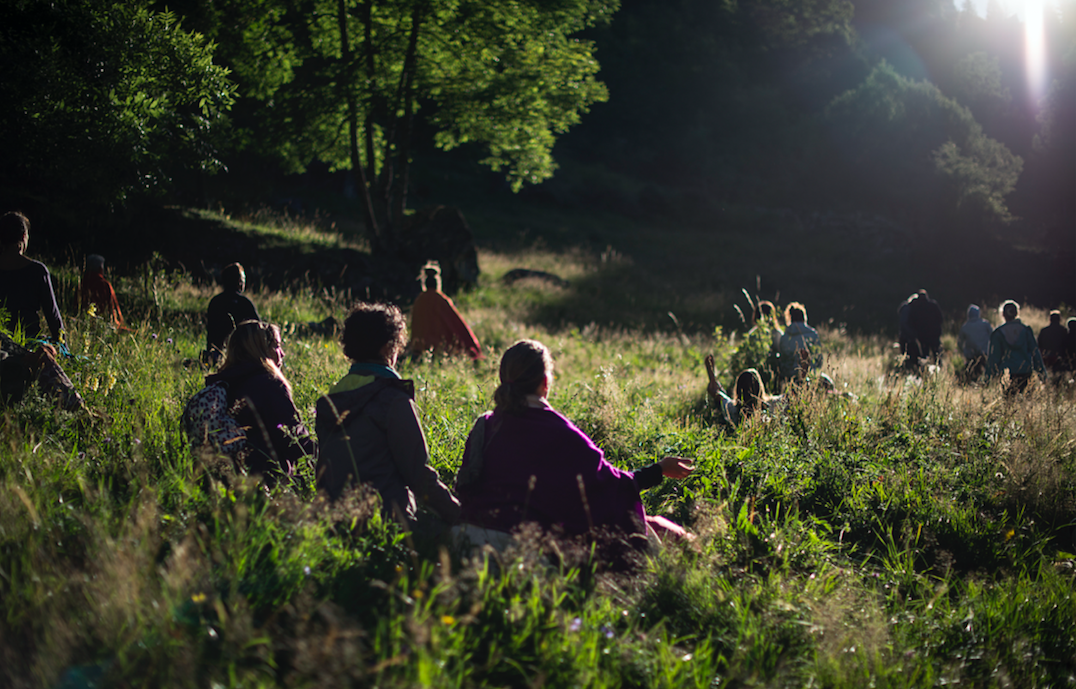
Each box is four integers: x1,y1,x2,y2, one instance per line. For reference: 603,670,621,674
0,0,1072,256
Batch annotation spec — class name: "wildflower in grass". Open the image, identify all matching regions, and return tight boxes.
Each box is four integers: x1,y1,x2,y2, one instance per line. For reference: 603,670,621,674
569,617,582,632
166,337,173,345
441,616,456,626
191,593,207,603
1004,528,1015,541
87,377,98,392
303,566,311,576
601,625,614,639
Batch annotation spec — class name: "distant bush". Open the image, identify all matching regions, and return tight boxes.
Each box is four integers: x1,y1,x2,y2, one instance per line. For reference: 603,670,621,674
825,61,1022,231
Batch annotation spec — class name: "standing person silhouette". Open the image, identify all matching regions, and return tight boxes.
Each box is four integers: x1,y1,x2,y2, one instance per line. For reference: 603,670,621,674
987,300,1045,394
203,263,259,366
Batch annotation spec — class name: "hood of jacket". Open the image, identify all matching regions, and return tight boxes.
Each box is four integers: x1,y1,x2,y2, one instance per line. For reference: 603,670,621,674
317,376,415,434
966,305,981,321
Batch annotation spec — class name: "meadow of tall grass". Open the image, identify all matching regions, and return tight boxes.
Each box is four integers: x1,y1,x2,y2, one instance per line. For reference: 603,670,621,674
1,217,1074,687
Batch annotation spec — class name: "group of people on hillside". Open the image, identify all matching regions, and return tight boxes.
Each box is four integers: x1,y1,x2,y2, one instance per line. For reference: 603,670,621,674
4,207,1072,555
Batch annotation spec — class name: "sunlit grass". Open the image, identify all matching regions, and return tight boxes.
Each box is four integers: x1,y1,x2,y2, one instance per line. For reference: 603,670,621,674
1,233,1074,686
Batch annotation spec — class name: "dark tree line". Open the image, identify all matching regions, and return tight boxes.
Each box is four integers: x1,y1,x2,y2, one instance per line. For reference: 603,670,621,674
0,0,1072,252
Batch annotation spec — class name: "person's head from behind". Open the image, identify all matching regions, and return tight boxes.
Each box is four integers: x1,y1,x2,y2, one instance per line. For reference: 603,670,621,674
87,254,106,274
1069,318,1076,334
966,304,981,320
917,289,930,301
220,263,246,293
494,339,554,415
1049,310,1061,326
222,320,286,379
420,261,442,293
341,302,407,365
784,302,807,326
754,300,777,327
1001,300,1019,322
0,211,30,254
733,368,765,416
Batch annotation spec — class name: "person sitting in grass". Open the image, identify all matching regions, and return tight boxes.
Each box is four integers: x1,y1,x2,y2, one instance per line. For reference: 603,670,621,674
0,211,64,342
79,254,125,329
705,355,783,426
408,261,483,360
203,262,260,366
315,302,461,528
986,300,1045,394
778,302,822,387
453,339,694,552
205,320,314,486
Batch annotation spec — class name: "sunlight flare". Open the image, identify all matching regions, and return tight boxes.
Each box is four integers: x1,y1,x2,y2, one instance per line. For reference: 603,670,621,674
1023,0,1049,105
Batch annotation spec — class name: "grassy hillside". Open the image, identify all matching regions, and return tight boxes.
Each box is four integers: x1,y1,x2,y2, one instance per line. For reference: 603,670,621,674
2,211,1074,687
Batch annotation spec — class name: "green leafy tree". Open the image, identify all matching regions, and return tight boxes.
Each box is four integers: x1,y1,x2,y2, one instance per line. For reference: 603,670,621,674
825,61,1022,228
0,0,236,215
182,0,616,253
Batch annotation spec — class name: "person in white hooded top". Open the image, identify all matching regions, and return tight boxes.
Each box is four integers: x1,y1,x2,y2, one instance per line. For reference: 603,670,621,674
957,304,993,380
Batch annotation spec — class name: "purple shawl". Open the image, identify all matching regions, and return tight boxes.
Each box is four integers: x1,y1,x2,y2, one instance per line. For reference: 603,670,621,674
456,407,645,536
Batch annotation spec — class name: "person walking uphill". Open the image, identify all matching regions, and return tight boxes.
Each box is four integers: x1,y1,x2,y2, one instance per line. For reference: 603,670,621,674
987,300,1045,394
958,305,993,380
907,289,943,364
315,302,460,528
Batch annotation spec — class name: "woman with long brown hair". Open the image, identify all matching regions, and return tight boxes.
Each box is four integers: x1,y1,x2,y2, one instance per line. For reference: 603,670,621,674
205,320,314,485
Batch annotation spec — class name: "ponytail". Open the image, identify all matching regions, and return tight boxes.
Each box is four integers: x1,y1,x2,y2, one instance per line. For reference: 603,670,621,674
494,340,553,415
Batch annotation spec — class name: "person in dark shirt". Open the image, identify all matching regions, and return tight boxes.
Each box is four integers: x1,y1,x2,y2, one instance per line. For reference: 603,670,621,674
907,289,943,364
203,262,259,366
0,211,64,341
1037,310,1068,373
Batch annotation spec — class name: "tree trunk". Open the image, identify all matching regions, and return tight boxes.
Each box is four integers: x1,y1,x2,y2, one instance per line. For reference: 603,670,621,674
337,0,380,250
390,1,424,226
362,0,377,185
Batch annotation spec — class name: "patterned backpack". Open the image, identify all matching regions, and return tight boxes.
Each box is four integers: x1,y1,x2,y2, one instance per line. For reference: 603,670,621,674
182,382,249,461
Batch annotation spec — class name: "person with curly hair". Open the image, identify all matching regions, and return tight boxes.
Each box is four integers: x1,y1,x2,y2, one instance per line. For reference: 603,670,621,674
315,302,460,527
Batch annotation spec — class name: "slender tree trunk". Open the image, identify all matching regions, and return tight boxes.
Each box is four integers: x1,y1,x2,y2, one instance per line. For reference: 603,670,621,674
362,0,377,185
337,0,380,250
388,0,425,237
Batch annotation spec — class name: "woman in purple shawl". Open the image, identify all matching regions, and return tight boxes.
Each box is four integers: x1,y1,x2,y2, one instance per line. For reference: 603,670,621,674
455,339,693,549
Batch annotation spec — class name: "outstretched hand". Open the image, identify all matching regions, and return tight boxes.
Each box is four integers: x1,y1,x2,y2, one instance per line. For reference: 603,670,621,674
659,455,695,479
705,354,722,400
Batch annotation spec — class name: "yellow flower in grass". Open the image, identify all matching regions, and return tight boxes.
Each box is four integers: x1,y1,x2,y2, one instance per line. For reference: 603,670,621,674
441,615,456,626
191,593,207,603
